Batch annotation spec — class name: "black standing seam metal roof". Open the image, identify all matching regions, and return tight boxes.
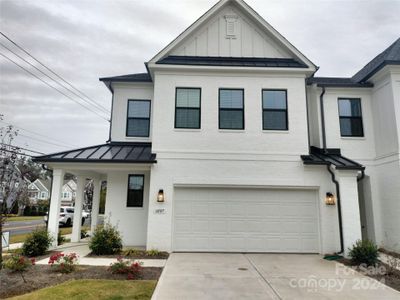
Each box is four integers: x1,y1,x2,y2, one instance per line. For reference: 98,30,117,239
306,77,374,88
156,55,308,68
33,142,157,163
301,147,365,170
99,73,152,83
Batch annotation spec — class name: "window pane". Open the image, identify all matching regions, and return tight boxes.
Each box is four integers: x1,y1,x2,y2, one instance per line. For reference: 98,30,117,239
220,110,243,129
339,99,361,117
129,175,143,190
263,90,286,109
263,111,287,130
127,175,144,208
128,100,150,118
220,90,243,108
176,89,200,108
176,108,200,128
340,118,363,136
127,119,150,137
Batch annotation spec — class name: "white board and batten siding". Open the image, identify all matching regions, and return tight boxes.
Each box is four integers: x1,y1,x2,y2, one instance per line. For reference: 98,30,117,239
172,187,320,253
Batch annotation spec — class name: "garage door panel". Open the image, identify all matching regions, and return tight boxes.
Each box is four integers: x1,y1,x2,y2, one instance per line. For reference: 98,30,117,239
173,188,319,253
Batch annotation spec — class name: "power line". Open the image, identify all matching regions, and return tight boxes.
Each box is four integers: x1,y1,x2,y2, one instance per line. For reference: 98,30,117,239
0,51,110,122
1,148,35,158
18,133,72,149
0,120,79,148
0,142,45,155
0,41,110,116
0,32,110,114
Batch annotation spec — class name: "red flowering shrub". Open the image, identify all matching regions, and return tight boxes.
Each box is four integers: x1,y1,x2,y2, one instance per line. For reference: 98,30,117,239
108,257,142,280
3,254,35,282
48,252,78,273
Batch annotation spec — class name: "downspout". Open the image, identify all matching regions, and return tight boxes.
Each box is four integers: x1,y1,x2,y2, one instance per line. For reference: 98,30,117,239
319,86,327,151
326,164,344,254
107,84,114,143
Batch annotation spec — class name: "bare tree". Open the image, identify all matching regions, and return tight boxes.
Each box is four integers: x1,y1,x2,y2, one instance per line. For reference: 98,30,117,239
0,116,27,268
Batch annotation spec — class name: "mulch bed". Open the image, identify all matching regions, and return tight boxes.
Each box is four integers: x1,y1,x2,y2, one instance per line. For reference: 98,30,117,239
379,248,400,260
337,258,400,292
87,250,169,260
0,265,162,299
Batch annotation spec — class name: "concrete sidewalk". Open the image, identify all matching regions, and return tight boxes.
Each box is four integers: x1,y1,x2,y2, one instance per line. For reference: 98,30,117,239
35,242,166,268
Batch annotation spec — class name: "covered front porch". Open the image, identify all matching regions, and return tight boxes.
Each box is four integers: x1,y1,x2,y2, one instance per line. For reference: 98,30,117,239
33,142,156,248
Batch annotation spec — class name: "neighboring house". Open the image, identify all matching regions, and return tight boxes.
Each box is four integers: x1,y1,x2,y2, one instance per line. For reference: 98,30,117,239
61,179,77,206
34,0,400,254
27,178,51,204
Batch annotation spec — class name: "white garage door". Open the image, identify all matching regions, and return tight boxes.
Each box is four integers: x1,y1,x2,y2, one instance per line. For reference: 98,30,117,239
173,187,320,253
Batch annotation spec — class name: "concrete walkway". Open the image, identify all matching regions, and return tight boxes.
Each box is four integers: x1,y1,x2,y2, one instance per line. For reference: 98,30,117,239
152,253,400,300
35,243,166,268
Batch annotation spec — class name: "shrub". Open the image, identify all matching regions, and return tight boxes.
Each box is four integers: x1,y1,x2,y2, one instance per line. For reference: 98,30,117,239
146,249,163,257
89,224,122,255
48,252,78,273
349,239,379,266
108,257,142,280
3,254,35,282
22,229,53,257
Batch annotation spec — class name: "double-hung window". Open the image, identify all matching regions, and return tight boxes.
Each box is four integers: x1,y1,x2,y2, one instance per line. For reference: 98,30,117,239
175,88,201,129
127,175,144,208
219,89,244,130
262,90,288,130
126,100,151,137
338,98,364,137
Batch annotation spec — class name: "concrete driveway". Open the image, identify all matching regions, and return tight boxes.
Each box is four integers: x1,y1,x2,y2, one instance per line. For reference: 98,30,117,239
152,253,400,300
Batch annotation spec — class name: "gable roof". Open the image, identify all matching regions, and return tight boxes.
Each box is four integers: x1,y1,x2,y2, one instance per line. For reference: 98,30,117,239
352,38,400,82
148,0,316,71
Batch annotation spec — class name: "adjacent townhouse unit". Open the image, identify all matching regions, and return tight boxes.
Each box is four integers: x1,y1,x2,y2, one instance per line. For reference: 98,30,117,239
61,179,77,206
28,178,51,203
34,0,400,255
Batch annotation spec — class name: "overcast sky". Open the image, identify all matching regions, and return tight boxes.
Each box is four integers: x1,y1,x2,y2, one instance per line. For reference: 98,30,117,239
0,0,399,155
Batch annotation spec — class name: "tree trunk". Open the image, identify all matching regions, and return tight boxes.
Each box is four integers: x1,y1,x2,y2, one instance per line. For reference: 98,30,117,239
18,207,24,216
0,215,3,270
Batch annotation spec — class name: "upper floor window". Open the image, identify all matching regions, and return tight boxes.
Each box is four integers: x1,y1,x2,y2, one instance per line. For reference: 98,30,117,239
175,88,201,129
338,98,364,137
262,90,288,130
127,100,151,137
219,89,244,130
127,175,144,208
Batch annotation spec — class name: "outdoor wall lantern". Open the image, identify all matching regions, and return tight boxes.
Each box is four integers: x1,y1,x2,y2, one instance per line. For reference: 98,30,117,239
325,192,336,205
157,189,165,203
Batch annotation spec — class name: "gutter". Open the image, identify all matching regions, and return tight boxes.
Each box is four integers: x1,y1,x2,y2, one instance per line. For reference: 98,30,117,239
326,164,344,254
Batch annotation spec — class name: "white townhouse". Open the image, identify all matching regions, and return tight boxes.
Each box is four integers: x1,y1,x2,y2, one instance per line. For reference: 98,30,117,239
34,0,400,255
27,179,51,203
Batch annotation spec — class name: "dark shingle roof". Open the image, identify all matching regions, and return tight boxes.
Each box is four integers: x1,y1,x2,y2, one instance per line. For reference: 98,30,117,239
352,38,400,82
33,142,156,164
306,77,373,88
99,73,152,83
301,147,364,170
156,56,308,68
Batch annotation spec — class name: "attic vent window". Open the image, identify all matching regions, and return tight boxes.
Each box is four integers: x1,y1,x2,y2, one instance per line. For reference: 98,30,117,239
224,15,238,38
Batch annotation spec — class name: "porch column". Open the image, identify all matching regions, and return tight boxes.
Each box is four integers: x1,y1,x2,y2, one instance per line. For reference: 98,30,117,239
90,179,102,234
48,169,65,248
71,175,85,243
337,169,362,257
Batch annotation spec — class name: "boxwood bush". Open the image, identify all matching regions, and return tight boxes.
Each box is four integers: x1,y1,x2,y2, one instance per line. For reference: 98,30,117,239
89,223,122,255
22,229,53,257
349,239,379,266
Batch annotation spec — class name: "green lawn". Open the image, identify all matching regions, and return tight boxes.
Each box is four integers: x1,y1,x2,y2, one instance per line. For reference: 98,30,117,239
6,216,43,222
9,226,88,244
10,279,157,300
